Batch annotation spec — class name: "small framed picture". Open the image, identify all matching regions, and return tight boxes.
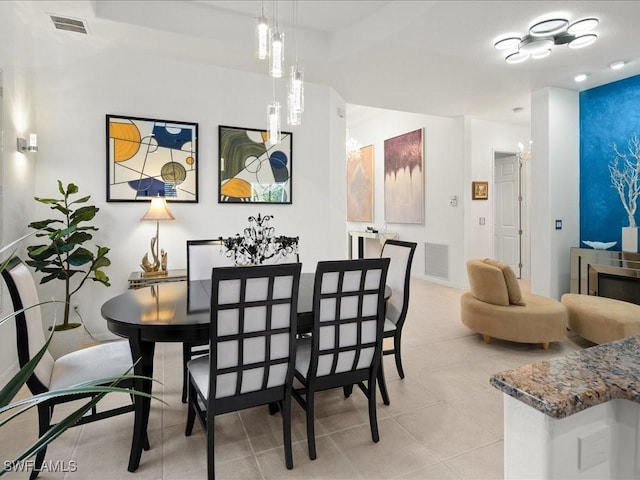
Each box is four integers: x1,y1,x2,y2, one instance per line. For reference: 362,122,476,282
472,181,489,200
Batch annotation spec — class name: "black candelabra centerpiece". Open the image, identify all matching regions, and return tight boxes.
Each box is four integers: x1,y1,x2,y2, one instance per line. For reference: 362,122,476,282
220,214,299,266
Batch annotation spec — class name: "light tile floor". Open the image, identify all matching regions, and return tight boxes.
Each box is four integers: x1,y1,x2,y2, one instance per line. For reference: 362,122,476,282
1,278,593,479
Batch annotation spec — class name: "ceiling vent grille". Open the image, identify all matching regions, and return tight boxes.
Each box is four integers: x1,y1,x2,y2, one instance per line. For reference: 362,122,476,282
49,15,88,34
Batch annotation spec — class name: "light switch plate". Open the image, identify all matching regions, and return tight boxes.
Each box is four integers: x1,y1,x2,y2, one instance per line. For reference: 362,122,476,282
578,427,610,471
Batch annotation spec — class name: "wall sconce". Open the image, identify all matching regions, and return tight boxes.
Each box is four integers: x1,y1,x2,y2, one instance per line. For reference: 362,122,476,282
17,134,38,152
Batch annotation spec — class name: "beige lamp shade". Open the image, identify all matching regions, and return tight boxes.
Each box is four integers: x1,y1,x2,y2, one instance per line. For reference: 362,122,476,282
141,196,175,222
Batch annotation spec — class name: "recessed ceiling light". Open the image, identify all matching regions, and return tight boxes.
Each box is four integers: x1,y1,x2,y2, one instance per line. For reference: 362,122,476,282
609,60,626,70
494,36,521,50
505,51,530,64
529,18,569,36
567,17,599,34
574,73,589,82
531,49,552,59
568,34,598,49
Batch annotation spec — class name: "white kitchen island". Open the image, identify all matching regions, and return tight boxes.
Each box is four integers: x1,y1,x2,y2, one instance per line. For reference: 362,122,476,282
491,335,640,479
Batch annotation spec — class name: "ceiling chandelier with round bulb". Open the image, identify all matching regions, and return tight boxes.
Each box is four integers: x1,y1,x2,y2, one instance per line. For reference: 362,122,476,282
494,16,599,64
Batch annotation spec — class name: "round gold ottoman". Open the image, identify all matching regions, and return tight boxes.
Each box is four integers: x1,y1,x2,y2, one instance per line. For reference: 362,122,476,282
561,293,640,344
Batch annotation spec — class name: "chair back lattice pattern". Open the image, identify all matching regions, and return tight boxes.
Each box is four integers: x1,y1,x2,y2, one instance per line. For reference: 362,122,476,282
187,239,233,281
310,258,389,378
1,257,55,393
380,240,416,326
209,263,302,402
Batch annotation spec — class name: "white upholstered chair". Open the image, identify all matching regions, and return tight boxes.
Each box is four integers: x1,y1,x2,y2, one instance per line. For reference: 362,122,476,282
184,263,302,479
181,239,235,402
1,257,135,480
379,240,417,404
186,239,232,281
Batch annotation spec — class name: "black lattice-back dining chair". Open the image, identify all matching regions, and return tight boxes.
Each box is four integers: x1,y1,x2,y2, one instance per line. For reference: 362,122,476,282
380,240,416,384
1,257,136,480
182,240,301,402
293,258,389,460
184,263,302,479
181,239,235,402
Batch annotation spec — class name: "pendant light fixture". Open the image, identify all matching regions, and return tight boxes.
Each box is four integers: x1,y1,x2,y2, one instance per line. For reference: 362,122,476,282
269,0,284,78
267,77,281,146
256,1,269,60
287,67,303,125
287,0,304,125
267,101,281,146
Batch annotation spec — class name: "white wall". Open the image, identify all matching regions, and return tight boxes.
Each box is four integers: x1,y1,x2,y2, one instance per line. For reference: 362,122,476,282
531,87,580,298
346,107,530,288
15,41,344,341
328,91,349,255
0,3,39,387
346,106,466,286
465,119,531,266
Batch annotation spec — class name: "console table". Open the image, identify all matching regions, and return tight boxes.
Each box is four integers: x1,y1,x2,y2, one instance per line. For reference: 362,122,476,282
127,269,187,289
348,231,397,259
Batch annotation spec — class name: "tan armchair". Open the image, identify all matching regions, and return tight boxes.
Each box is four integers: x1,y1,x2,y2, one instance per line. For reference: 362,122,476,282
460,259,567,349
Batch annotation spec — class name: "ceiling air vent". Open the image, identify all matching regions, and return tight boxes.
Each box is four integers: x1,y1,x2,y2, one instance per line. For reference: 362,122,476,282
49,15,88,34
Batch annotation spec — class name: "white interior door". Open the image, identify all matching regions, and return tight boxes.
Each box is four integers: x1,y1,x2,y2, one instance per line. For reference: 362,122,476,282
494,154,520,276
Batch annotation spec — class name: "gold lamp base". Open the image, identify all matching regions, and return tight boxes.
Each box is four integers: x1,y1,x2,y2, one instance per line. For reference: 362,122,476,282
142,269,168,278
140,195,174,280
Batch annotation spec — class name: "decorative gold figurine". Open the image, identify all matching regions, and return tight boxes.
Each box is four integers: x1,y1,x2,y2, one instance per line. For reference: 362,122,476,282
140,196,175,277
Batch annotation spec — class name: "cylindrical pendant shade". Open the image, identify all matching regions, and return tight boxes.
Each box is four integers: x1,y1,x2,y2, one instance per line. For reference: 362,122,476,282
287,65,304,125
270,29,284,78
267,102,281,146
256,15,269,60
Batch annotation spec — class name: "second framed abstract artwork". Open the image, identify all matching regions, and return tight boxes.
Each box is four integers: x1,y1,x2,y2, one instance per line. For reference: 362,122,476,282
106,115,198,202
384,128,424,224
347,145,374,222
218,125,292,204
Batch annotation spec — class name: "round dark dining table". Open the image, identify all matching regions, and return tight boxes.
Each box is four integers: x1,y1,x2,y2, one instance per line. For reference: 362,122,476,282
101,272,390,472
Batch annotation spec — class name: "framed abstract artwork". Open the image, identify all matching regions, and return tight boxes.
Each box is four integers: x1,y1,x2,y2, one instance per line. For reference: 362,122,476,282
347,144,374,222
472,181,489,200
106,115,198,202
384,128,424,224
218,125,292,204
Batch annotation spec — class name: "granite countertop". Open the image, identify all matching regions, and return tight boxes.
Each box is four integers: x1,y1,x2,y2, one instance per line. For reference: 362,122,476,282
490,335,640,419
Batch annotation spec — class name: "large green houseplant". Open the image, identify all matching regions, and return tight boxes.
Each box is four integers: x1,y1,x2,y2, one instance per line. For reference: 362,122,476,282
26,181,111,331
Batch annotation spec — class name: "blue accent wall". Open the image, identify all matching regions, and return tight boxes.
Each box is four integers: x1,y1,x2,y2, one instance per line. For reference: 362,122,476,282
580,75,640,246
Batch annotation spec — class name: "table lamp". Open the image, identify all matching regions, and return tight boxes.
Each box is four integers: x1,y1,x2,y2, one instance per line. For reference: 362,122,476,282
140,195,175,277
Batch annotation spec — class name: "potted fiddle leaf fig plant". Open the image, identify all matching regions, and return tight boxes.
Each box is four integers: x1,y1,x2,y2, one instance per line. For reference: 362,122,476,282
26,180,111,332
